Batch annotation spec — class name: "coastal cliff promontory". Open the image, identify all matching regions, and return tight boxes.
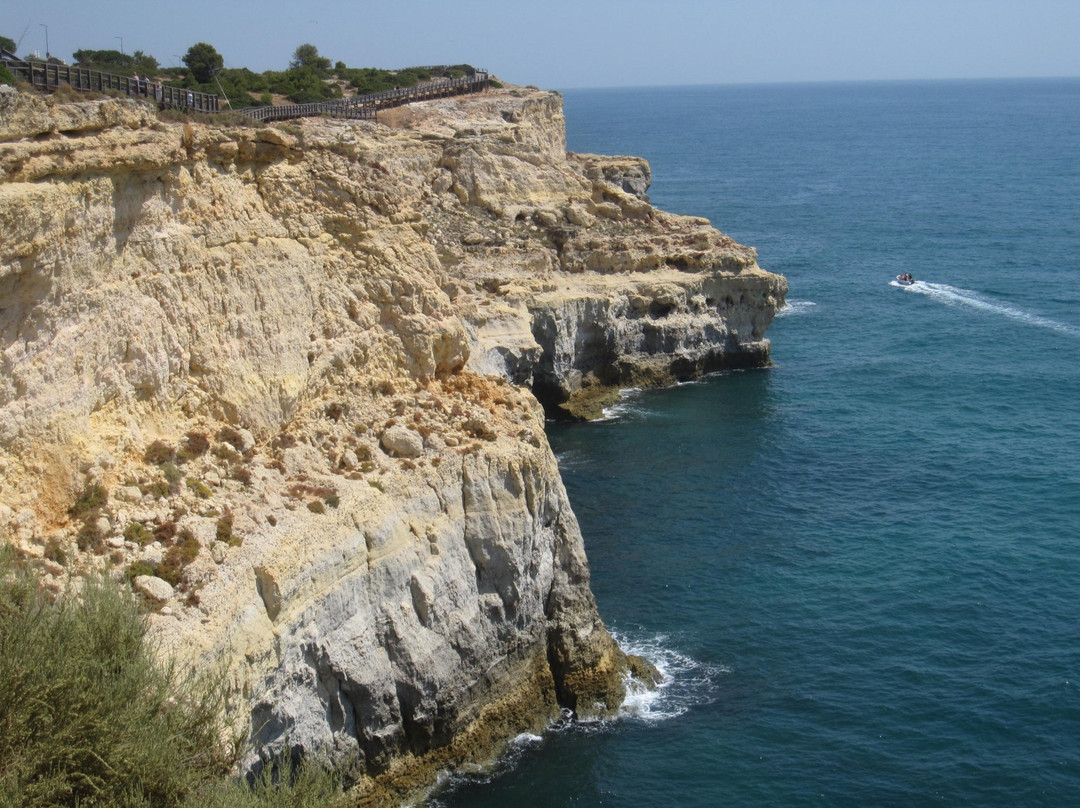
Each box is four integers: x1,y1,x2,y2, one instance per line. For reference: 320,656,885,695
0,82,786,802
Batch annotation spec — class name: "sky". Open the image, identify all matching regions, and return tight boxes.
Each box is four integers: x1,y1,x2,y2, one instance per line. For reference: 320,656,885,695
6,0,1080,89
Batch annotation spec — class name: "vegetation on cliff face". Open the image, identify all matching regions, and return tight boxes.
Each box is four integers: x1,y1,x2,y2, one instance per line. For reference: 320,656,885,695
0,549,228,805
0,549,349,807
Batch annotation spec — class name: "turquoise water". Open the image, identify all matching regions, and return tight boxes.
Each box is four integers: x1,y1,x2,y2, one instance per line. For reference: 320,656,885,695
435,80,1080,806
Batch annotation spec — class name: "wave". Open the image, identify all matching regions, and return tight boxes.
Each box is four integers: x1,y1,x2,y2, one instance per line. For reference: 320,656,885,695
775,300,817,318
892,280,1080,336
613,631,730,724
426,632,726,805
600,387,646,420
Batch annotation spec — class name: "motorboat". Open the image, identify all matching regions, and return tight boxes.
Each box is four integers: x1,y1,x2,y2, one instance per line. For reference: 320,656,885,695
895,274,915,285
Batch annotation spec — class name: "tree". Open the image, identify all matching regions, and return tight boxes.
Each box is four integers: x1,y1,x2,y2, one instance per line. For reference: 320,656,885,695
183,42,223,83
0,34,16,54
74,49,130,71
290,43,331,77
130,49,159,77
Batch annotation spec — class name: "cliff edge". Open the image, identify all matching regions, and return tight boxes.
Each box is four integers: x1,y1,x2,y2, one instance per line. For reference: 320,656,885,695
0,82,785,803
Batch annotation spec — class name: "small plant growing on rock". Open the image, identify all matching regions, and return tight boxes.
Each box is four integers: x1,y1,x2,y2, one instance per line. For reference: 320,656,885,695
147,480,171,499
125,559,158,582
307,501,325,514
143,440,176,465
123,522,154,547
154,521,177,544
162,462,182,488
215,513,234,544
75,519,104,554
157,530,199,586
70,484,107,518
178,431,211,461
186,478,212,499
43,538,67,566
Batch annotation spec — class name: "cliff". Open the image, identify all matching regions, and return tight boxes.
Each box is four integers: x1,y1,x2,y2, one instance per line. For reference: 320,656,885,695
0,83,785,802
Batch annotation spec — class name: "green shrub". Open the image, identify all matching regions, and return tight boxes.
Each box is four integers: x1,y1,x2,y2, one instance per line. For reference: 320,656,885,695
0,549,233,806
157,530,200,586
43,537,67,566
155,520,178,544
70,483,107,517
188,757,346,808
163,461,183,486
149,480,172,499
179,431,211,461
145,439,177,465
307,501,325,514
124,522,154,546
187,477,213,499
216,513,234,544
75,517,104,553
126,559,158,581
0,65,16,86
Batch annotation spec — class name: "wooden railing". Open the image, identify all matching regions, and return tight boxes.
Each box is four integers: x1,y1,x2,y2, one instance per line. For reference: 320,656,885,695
242,96,376,122
238,70,489,123
0,59,488,122
0,57,219,112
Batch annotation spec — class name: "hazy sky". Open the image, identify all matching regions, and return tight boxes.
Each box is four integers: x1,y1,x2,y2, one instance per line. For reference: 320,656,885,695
7,0,1080,89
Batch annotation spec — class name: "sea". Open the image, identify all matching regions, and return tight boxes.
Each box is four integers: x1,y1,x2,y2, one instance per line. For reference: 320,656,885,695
433,79,1080,806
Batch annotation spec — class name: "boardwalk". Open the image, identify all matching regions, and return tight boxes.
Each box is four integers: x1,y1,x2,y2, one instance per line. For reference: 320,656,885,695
1,54,489,123
239,70,490,123
0,55,219,112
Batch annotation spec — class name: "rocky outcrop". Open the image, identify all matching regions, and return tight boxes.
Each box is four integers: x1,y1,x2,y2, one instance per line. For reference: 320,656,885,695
0,82,784,802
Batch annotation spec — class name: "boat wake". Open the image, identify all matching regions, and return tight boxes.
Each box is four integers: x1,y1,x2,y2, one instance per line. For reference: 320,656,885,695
893,280,1080,336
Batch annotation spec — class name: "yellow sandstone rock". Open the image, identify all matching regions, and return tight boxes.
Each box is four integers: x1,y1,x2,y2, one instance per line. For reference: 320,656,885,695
0,81,785,803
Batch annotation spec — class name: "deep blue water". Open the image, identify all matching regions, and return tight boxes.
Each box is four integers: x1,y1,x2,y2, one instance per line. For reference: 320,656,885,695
435,80,1080,806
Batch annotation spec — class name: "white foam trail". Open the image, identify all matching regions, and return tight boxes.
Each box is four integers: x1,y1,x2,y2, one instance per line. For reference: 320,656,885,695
895,280,1080,336
775,300,816,318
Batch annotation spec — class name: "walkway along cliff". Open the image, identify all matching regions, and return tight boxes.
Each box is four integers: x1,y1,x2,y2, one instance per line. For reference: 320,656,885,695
0,82,786,803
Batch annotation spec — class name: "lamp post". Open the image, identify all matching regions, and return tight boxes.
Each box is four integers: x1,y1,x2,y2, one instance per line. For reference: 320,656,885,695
39,24,49,59
115,35,124,56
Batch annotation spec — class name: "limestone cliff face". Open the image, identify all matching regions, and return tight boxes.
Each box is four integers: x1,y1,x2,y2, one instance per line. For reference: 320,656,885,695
0,82,784,801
